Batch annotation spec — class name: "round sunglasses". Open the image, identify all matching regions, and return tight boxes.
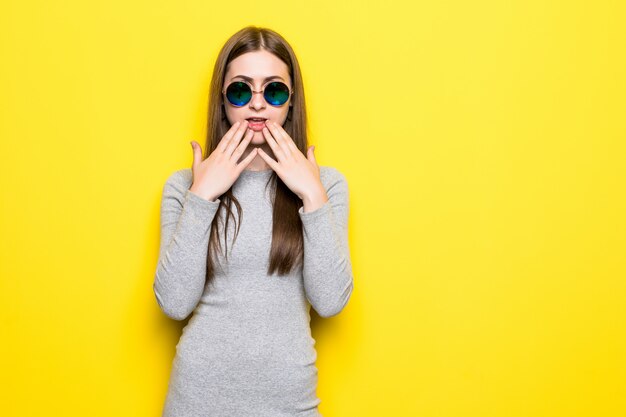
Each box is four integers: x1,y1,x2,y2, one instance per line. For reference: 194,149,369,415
222,80,293,107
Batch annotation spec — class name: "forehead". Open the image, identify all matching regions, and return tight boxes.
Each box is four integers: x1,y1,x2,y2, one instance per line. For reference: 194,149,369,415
225,50,289,81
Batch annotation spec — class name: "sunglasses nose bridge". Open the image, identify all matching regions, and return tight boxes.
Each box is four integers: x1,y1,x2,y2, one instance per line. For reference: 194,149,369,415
249,89,266,108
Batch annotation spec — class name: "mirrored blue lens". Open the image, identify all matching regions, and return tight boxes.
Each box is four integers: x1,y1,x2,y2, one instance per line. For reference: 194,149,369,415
225,82,252,107
264,82,290,106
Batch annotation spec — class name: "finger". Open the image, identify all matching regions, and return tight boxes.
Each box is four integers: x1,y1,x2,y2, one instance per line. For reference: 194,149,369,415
268,121,299,154
265,121,294,158
236,148,259,173
190,141,202,173
216,121,244,153
232,128,256,162
224,122,250,157
261,125,287,162
307,145,317,165
256,148,280,172
216,121,240,152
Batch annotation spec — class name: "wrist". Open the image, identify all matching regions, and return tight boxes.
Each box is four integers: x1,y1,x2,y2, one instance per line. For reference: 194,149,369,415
302,186,328,212
189,186,218,202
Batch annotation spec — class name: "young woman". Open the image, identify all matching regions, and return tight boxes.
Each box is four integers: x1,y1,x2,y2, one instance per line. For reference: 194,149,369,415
153,25,354,416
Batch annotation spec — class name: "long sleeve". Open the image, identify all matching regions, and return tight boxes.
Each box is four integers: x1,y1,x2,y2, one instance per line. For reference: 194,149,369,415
153,170,221,321
298,167,354,318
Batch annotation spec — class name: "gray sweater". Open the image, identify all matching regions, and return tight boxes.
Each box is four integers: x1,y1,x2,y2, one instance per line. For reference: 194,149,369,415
154,166,354,417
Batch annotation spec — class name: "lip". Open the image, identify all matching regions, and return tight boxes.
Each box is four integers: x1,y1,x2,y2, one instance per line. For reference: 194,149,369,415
247,119,268,132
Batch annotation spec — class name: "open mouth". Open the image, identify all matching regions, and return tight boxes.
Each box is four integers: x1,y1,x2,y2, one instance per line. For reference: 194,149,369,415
246,118,268,131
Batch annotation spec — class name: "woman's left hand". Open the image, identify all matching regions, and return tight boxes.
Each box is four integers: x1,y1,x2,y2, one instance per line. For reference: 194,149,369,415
256,120,326,202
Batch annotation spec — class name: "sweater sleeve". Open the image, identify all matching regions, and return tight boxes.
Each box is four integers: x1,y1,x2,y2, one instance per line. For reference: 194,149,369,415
153,170,221,321
298,167,354,318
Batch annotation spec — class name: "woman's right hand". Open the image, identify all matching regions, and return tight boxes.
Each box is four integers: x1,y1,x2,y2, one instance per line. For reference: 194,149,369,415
188,120,258,201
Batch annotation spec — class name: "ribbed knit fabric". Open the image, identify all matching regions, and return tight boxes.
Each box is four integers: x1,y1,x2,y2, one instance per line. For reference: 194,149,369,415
153,166,354,417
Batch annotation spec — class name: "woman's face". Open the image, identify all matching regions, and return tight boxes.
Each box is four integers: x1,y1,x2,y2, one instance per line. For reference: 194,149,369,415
223,50,292,145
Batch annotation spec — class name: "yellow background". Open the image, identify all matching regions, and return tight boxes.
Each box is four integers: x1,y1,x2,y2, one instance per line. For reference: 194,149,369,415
1,0,625,416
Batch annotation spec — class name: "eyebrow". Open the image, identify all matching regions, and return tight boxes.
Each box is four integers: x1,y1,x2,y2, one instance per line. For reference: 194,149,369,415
230,75,285,83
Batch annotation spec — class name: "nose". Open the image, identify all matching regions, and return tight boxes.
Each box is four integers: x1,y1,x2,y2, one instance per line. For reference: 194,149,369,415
249,90,266,110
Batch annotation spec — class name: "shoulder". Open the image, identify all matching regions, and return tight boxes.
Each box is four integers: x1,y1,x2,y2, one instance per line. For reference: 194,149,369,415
319,165,347,184
161,168,193,200
164,168,193,188
162,166,347,194
318,165,349,195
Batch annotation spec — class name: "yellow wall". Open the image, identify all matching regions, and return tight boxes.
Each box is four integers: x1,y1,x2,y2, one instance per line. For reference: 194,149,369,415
1,1,624,416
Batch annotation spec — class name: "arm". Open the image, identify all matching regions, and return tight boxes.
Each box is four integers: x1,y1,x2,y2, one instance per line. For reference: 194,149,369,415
298,167,354,318
153,170,221,320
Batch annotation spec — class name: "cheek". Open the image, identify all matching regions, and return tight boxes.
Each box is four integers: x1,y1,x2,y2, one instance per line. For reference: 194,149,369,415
224,109,246,125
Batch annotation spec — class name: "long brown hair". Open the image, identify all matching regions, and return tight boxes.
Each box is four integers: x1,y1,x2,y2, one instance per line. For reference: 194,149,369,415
203,26,308,282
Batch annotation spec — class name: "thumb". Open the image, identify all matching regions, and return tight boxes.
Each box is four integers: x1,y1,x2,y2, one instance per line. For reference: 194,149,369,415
190,141,202,173
307,145,317,165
